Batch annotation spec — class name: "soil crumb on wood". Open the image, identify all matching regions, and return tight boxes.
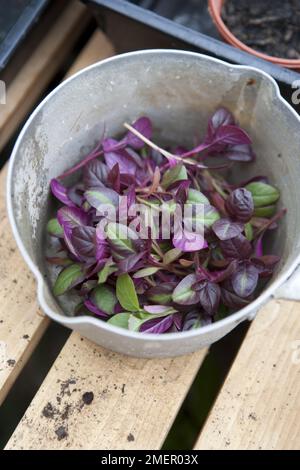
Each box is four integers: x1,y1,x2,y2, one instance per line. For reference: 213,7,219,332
55,425,68,441
7,359,16,367
127,433,135,442
42,402,58,419
82,391,94,405
223,0,300,59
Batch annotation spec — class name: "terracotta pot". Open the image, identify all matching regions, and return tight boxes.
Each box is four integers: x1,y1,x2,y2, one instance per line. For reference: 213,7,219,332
208,0,300,69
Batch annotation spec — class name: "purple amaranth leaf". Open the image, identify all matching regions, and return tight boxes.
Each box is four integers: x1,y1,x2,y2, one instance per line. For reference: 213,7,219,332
231,262,259,298
173,228,208,252
67,183,84,206
107,163,121,193
83,159,108,189
146,282,177,305
173,312,183,331
124,185,136,207
194,281,221,315
254,235,264,257
172,274,200,305
125,147,144,168
71,226,96,261
182,125,251,158
124,116,153,149
207,107,235,139
84,187,119,210
104,148,137,175
57,206,89,259
120,173,137,189
225,188,254,223
84,299,108,319
117,251,146,274
105,222,138,260
222,144,255,162
182,310,202,330
251,255,280,278
210,125,251,146
102,137,120,152
85,258,107,277
140,314,174,334
182,107,251,158
173,214,208,252
143,305,175,315
174,180,191,204
95,225,109,262
208,260,239,283
221,288,251,309
57,206,89,228
212,218,244,241
220,233,252,260
50,179,75,207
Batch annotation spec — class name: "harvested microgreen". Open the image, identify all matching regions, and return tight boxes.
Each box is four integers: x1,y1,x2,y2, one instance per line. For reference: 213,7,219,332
46,108,285,334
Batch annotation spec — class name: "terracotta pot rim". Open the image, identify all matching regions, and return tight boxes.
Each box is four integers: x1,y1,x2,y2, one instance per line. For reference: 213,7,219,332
208,0,300,69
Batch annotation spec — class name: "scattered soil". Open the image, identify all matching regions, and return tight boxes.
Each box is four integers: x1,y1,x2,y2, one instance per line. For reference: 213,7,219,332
222,0,300,59
6,359,15,367
42,402,58,419
55,425,68,441
82,391,94,405
127,433,135,442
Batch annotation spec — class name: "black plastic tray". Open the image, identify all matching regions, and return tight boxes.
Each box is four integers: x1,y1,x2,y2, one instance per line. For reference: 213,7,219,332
84,0,300,91
0,0,49,71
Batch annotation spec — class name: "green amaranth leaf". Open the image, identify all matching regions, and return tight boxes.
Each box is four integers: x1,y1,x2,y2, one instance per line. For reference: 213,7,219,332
244,223,253,241
187,189,209,205
53,263,84,296
84,188,119,209
116,273,140,312
47,218,63,236
133,267,160,278
185,205,220,231
172,274,199,305
245,182,280,208
161,163,187,189
163,248,182,265
91,285,117,315
107,312,131,329
105,222,136,259
253,205,276,218
97,259,117,284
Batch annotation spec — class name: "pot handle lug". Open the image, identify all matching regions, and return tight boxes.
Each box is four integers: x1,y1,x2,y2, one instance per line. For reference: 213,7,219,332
274,265,300,301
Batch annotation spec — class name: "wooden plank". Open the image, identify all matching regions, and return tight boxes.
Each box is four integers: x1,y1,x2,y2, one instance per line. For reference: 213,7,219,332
0,30,115,405
0,0,91,153
6,334,207,450
194,299,300,450
0,165,49,405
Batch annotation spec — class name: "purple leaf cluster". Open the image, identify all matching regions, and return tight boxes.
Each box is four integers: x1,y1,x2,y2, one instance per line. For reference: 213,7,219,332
46,110,285,334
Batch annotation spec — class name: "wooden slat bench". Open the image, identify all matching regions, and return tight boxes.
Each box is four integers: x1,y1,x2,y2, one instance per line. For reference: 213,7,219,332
1,0,299,450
